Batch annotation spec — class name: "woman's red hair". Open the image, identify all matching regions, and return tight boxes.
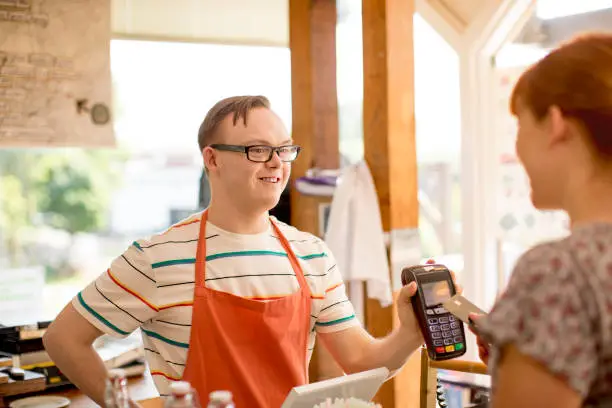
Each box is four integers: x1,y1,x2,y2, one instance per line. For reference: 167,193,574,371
510,33,612,157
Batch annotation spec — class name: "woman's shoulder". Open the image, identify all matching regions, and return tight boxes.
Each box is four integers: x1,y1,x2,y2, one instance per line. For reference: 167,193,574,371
508,239,574,289
512,223,612,289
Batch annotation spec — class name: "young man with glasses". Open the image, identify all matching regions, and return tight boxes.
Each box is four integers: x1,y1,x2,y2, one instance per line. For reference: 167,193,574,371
44,96,449,407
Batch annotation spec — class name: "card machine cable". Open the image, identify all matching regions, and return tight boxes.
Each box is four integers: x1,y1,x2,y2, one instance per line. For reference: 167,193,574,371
401,264,467,361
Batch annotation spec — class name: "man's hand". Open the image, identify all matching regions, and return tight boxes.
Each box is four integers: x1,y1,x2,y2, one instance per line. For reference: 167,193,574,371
395,281,422,341
468,313,490,366
396,259,463,337
318,259,464,376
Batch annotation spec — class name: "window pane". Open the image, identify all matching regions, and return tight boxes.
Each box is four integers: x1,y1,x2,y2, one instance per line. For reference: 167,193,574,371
414,14,462,263
336,0,364,165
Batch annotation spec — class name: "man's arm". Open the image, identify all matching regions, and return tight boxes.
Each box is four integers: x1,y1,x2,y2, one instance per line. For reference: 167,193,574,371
317,283,423,375
43,303,108,406
318,322,422,375
44,241,158,405
318,262,463,376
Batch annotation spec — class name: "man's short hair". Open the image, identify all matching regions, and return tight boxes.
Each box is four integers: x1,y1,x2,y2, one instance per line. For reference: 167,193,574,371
197,95,271,152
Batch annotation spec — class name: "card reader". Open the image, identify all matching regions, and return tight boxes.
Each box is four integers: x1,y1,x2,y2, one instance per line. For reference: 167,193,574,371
401,264,467,361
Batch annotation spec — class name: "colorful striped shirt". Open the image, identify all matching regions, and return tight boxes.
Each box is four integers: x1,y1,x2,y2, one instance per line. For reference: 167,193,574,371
72,212,359,395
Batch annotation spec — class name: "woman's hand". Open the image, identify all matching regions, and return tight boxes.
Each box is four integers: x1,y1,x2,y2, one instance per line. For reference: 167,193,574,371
468,313,490,366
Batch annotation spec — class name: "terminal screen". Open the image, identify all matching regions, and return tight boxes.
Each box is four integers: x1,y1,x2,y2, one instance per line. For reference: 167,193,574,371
422,281,451,307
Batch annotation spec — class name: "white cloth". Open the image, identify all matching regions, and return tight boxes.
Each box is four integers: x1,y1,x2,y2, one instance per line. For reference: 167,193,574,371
325,160,393,310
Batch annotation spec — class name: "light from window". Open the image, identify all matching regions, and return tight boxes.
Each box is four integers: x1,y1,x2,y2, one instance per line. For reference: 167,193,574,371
536,0,612,20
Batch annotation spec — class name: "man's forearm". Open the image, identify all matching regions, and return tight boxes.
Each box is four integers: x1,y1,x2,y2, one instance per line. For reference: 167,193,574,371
354,325,423,375
44,336,109,406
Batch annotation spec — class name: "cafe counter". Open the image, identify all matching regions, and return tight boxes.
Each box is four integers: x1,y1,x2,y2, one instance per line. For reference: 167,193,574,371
1,372,162,408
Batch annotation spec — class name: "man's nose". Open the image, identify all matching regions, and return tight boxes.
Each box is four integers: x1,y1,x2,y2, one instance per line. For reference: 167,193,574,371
266,150,282,167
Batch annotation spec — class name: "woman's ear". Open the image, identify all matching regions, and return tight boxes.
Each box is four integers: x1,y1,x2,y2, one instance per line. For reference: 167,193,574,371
546,105,570,146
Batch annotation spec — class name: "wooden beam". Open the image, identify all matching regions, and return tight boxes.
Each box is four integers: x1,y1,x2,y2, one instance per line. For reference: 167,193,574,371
289,0,339,235
362,0,420,407
288,0,341,383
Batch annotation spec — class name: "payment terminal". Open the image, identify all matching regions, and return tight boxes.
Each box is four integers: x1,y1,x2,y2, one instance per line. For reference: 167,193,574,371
401,264,467,361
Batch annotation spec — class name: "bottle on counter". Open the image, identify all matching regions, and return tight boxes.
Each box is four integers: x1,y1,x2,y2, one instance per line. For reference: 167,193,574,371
207,390,235,408
104,368,131,408
164,381,201,408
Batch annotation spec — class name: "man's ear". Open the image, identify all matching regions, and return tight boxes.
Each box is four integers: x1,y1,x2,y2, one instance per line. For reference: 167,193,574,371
203,147,217,171
546,105,570,146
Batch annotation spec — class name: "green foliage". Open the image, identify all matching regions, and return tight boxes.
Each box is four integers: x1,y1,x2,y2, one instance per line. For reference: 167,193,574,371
0,174,29,267
31,149,123,234
0,148,127,268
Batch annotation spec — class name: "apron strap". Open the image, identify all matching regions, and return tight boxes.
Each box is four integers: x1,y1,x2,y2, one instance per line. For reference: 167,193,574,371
270,220,312,298
195,210,209,288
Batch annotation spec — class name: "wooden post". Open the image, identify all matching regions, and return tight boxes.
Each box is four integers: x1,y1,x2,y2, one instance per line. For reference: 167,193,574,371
289,0,341,382
289,0,339,235
362,0,420,407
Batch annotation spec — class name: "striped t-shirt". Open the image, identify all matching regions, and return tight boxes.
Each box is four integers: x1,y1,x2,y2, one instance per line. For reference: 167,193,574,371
72,212,359,396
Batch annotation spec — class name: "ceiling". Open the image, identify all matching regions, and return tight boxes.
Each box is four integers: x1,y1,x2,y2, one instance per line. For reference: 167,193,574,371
111,0,289,46
514,6,612,47
423,0,612,46
421,0,499,33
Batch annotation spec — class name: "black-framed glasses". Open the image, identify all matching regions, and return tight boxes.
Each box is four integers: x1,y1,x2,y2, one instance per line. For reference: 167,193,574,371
209,144,301,163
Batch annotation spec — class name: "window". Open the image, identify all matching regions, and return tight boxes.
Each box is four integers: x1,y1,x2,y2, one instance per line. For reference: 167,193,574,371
0,40,292,326
336,2,462,264
489,0,606,285
413,14,462,262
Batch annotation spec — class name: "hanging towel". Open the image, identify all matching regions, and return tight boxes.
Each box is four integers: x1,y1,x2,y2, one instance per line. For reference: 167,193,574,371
325,160,393,310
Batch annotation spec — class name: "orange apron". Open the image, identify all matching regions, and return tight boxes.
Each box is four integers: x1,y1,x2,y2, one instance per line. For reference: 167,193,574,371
182,210,312,407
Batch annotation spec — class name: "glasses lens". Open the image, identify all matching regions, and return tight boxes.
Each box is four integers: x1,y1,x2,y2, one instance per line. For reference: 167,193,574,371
248,146,273,162
277,146,299,162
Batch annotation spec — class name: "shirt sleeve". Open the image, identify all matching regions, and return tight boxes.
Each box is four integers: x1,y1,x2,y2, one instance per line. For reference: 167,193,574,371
72,241,159,338
315,244,361,333
476,244,598,397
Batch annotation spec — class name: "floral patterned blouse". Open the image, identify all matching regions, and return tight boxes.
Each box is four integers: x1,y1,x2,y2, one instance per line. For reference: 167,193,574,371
478,223,612,407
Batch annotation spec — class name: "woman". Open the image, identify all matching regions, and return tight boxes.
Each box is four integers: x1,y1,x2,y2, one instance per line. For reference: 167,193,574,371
471,33,612,408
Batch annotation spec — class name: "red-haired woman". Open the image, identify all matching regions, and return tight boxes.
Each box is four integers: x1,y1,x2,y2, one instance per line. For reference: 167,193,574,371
472,33,612,408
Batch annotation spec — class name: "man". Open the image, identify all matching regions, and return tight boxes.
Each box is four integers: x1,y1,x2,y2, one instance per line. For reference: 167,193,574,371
44,96,439,407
